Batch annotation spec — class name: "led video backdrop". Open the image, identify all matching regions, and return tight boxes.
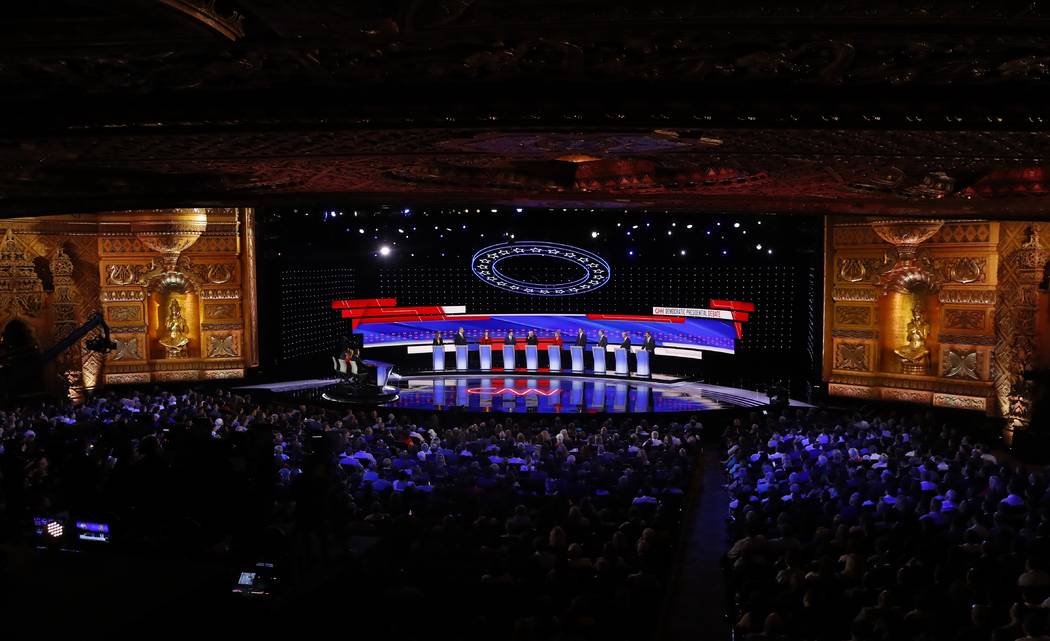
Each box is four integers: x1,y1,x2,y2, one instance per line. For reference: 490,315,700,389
264,207,821,374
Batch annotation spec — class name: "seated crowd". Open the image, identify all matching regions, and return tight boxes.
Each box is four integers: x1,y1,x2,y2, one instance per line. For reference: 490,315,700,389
723,408,1049,641
0,386,704,638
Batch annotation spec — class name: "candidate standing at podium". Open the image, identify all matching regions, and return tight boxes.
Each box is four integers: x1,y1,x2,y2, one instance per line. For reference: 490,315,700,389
526,330,538,345
620,331,633,370
552,330,563,347
574,328,587,347
479,330,492,345
642,330,656,375
504,329,516,369
454,326,469,368
595,329,608,371
432,331,444,345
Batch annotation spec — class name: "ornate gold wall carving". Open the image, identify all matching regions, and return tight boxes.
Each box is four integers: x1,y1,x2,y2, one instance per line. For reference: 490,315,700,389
206,333,239,358
939,289,996,305
943,348,980,379
943,308,987,330
993,224,1048,432
832,287,877,302
0,209,258,388
825,216,1000,415
834,342,870,371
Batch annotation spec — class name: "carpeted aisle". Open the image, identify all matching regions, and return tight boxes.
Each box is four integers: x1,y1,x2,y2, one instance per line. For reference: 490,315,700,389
663,448,731,640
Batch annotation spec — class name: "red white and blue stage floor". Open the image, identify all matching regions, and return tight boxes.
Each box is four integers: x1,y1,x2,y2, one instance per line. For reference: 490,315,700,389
235,374,811,414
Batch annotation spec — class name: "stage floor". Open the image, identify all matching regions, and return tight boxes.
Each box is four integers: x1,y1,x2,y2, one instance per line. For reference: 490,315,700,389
236,374,812,414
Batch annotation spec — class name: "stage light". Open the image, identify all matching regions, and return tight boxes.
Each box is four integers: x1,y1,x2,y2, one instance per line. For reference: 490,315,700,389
515,208,523,213
358,228,365,234
756,244,762,250
591,231,599,238
628,250,634,256
667,230,672,235
768,249,773,254
398,228,404,233
680,250,687,255
733,222,741,228
632,225,639,229
379,246,391,256
686,224,693,229
722,249,728,255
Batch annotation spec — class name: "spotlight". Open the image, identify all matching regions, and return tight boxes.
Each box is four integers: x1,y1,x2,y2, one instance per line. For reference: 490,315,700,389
628,250,634,256
358,228,365,234
733,222,741,228
591,231,599,238
515,208,523,213
686,224,693,229
379,246,391,256
767,249,773,255
756,244,762,250
680,250,686,255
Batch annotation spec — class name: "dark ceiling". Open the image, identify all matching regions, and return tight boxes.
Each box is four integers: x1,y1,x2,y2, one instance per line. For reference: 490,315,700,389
4,1,1050,217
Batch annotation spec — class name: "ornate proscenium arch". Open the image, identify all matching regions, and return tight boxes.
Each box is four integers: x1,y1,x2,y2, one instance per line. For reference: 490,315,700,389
470,241,612,296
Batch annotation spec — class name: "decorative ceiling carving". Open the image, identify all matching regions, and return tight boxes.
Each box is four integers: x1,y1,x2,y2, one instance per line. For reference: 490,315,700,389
3,2,1050,214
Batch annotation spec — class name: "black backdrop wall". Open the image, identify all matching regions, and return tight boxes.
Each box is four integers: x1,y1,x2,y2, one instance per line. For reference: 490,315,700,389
259,206,822,396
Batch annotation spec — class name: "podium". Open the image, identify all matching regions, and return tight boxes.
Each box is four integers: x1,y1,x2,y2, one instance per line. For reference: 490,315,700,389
502,344,516,370
432,345,446,371
636,349,651,377
570,346,584,372
592,346,606,374
525,345,538,371
455,345,469,371
479,344,492,370
614,348,629,375
548,345,562,372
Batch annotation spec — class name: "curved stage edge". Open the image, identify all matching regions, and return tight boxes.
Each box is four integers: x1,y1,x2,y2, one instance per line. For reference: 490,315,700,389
236,373,812,415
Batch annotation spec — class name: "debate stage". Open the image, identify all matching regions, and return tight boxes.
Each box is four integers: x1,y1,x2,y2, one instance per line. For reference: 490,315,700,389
236,373,811,415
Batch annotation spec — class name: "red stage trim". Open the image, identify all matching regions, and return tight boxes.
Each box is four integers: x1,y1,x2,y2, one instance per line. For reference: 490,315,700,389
585,313,685,323
709,299,754,339
709,299,755,312
352,313,449,323
331,298,397,309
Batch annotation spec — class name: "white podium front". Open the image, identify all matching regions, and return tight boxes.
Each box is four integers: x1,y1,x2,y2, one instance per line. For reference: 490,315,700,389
614,348,629,375
455,345,469,371
592,346,606,374
479,344,492,370
525,345,538,371
502,344,516,370
570,346,584,372
432,345,446,371
548,345,562,371
636,349,651,377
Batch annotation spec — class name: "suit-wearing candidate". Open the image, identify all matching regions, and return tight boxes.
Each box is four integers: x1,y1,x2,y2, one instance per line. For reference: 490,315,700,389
574,329,587,347
526,330,539,345
453,327,468,346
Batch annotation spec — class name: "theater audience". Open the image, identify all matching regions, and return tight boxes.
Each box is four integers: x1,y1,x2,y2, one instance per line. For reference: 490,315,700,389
723,407,1048,641
0,386,705,639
